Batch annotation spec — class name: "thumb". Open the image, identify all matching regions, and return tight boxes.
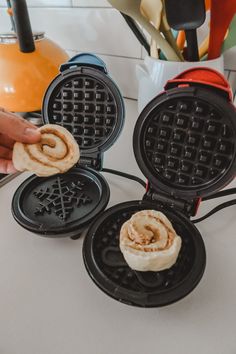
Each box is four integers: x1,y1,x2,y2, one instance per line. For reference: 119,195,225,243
0,110,41,144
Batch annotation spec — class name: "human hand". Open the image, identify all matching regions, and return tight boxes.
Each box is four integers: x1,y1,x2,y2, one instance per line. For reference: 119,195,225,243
0,108,41,174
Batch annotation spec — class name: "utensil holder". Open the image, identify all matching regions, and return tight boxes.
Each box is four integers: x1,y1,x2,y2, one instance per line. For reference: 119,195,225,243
136,55,224,113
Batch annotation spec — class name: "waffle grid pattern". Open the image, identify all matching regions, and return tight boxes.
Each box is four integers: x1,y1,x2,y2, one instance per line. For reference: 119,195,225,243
48,75,118,150
143,97,234,187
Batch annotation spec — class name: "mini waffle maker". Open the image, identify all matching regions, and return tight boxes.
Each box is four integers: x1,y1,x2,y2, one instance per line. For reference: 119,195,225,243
12,53,125,239
83,68,236,307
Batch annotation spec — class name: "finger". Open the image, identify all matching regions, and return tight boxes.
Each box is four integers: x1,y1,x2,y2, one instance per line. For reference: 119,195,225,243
0,111,41,144
0,159,18,174
0,146,12,159
0,133,15,148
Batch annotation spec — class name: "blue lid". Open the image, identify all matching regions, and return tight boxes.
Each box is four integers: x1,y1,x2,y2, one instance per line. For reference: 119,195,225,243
60,53,108,73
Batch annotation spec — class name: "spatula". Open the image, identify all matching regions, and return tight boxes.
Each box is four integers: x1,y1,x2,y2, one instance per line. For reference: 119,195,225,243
165,0,206,61
176,0,211,51
221,15,236,54
107,0,180,61
159,0,184,60
208,0,236,59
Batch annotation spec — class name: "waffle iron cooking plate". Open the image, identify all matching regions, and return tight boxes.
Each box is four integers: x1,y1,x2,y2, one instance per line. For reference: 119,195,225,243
12,54,125,238
83,68,236,307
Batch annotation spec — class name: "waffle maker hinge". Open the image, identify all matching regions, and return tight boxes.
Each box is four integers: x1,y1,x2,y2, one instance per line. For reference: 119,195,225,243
79,152,103,171
143,185,200,217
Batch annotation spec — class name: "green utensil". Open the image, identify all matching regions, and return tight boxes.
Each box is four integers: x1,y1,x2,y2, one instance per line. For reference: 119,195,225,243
222,15,236,53
159,30,179,60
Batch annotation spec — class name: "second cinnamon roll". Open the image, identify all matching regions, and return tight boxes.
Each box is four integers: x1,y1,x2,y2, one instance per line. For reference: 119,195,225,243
120,210,182,272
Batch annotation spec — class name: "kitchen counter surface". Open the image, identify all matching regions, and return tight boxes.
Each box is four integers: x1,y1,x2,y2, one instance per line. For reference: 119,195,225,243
1,99,236,354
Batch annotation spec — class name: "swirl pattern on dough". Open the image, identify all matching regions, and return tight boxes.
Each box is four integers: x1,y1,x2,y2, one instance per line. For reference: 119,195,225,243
13,124,80,177
120,210,182,272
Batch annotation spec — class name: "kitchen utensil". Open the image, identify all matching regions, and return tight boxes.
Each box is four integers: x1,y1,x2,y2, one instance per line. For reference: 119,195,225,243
0,0,69,112
199,35,209,59
177,0,211,53
140,0,163,58
165,0,206,61
83,67,236,307
177,30,185,51
12,54,125,239
107,0,180,61
120,13,150,55
200,30,229,59
222,15,236,54
159,0,184,60
140,0,183,60
208,0,236,59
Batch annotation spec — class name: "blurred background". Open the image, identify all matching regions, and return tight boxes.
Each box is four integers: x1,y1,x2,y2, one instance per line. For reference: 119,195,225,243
0,0,235,101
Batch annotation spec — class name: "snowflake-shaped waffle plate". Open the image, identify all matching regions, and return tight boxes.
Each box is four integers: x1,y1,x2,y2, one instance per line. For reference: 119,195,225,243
12,168,110,238
34,178,92,221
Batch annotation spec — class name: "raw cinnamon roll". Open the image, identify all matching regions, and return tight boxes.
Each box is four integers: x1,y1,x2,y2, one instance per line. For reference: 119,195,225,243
13,124,80,177
120,210,182,272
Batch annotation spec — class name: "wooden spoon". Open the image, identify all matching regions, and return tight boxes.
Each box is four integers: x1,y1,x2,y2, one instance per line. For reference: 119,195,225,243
140,0,163,58
141,0,183,60
107,0,180,61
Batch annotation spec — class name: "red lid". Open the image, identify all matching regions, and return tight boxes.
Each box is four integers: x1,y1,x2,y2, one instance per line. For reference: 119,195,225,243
165,67,233,101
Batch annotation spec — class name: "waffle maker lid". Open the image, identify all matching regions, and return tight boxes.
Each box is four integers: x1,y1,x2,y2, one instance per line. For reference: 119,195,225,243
42,53,125,169
12,54,125,238
133,68,236,199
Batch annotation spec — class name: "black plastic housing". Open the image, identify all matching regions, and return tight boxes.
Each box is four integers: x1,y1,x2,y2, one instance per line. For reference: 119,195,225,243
83,81,236,308
134,86,236,199
12,55,125,239
83,201,206,307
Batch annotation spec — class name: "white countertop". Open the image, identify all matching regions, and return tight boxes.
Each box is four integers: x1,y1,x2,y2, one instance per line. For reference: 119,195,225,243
1,99,236,354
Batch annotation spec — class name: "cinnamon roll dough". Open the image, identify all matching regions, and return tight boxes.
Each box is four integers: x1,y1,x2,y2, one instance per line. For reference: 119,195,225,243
120,210,182,272
13,124,80,177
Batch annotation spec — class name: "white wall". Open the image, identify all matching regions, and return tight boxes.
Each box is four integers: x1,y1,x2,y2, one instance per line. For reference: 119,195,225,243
0,0,236,100
0,0,143,99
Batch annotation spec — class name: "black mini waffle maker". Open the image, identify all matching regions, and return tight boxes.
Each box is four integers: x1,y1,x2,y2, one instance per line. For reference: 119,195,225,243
83,68,236,307
12,53,125,239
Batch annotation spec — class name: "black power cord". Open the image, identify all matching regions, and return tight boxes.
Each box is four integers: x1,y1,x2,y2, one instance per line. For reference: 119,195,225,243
101,168,146,188
102,167,236,223
192,188,236,223
202,188,236,201
192,199,236,224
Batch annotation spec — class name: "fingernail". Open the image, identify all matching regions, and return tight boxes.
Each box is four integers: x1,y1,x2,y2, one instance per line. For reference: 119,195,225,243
24,128,39,136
